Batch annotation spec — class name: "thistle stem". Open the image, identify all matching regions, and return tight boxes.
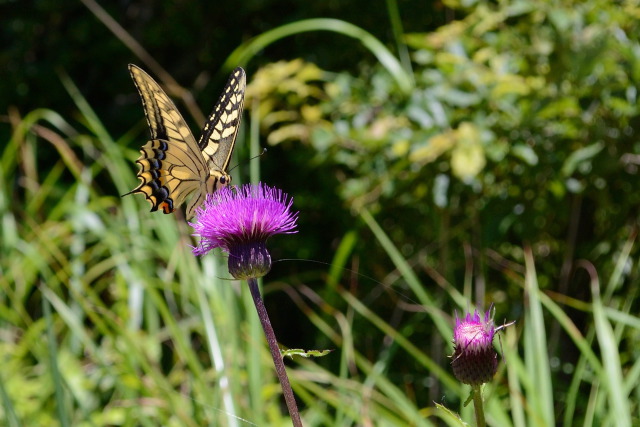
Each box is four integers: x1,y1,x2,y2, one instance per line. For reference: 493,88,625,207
471,385,486,427
247,277,302,427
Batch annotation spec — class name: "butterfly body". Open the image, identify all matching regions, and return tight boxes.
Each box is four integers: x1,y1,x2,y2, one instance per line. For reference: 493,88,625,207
125,64,246,219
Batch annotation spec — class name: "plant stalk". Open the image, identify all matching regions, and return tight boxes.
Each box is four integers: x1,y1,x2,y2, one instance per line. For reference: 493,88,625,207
472,385,486,427
247,277,302,426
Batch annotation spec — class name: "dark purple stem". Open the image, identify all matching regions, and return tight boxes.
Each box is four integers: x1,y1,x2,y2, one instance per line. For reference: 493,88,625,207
247,278,302,426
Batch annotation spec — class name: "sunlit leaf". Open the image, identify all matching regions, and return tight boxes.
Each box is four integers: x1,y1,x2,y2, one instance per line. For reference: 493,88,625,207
281,348,334,359
561,142,604,177
511,144,539,166
409,131,455,164
451,130,486,181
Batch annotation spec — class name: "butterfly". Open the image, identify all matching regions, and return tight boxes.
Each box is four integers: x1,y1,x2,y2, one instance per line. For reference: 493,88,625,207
124,64,246,219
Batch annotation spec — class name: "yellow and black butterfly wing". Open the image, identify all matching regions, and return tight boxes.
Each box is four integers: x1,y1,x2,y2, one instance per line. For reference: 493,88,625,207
197,67,246,185
125,64,209,218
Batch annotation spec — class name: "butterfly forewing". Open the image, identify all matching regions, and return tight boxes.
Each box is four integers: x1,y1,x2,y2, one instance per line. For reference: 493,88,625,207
198,67,246,174
125,64,245,219
129,65,199,146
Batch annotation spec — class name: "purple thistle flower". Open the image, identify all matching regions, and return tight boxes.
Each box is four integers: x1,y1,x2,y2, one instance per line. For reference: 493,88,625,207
451,308,498,386
190,183,298,279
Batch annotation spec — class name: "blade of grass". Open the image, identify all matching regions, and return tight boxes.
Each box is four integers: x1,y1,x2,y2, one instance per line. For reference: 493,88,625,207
384,0,413,78
333,306,355,426
504,326,525,427
581,260,631,427
225,18,413,94
523,247,554,426
340,289,460,393
80,0,206,124
0,349,21,427
57,71,129,194
539,292,602,376
242,277,267,426
360,208,452,340
43,295,71,427
281,282,430,424
195,281,239,427
58,69,150,330
603,227,637,300
291,359,410,424
327,230,358,292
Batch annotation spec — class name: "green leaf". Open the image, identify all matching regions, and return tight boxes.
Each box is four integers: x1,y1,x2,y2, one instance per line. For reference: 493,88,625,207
561,142,604,176
281,348,334,359
511,144,539,166
434,403,469,426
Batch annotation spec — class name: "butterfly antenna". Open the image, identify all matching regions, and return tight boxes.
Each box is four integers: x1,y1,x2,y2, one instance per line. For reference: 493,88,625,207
228,147,267,174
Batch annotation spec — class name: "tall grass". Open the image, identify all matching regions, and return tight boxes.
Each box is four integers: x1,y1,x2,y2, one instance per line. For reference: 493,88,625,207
2,0,639,425
2,65,639,427
1,73,285,424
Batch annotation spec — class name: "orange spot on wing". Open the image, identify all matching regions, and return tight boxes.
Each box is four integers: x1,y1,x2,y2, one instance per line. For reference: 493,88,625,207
160,201,174,214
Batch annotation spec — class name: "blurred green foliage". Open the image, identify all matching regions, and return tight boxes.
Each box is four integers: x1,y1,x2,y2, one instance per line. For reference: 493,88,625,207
2,0,640,424
2,0,444,128
253,0,640,303
248,3,640,420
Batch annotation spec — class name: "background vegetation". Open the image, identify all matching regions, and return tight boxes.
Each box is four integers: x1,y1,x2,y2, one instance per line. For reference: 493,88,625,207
2,0,639,425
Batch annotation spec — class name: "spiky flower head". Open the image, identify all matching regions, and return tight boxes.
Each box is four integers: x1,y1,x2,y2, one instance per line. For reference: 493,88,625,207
191,183,298,279
451,308,498,386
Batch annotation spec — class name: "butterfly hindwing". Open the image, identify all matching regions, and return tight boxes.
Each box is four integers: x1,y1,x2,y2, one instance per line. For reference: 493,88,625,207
132,139,204,214
125,64,245,219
